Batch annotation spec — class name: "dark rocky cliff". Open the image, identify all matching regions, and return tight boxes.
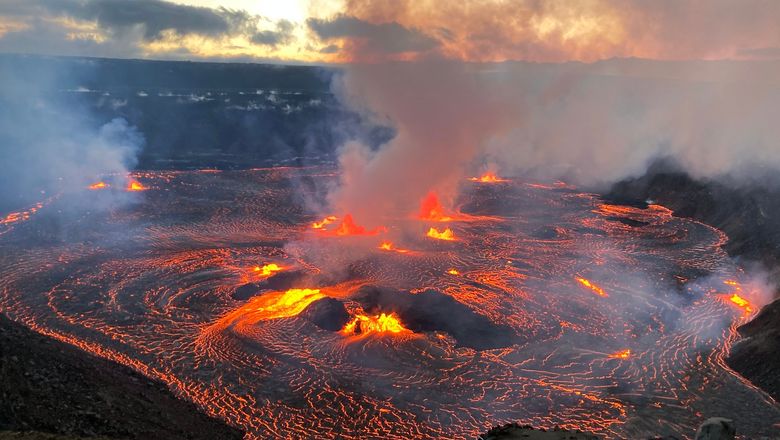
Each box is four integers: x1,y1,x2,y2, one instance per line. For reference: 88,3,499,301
0,314,243,439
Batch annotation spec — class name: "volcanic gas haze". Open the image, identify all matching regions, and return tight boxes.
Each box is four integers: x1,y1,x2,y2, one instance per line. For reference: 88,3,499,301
325,58,780,228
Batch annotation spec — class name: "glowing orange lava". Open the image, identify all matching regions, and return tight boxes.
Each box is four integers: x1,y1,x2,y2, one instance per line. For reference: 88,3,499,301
1,212,25,225
469,172,509,183
728,294,753,313
0,202,44,226
236,288,324,322
378,241,410,253
88,181,108,190
447,268,460,275
427,227,455,241
127,180,147,191
312,215,337,229
576,277,608,297
419,192,453,221
341,312,409,335
252,263,283,277
609,349,631,359
334,214,381,236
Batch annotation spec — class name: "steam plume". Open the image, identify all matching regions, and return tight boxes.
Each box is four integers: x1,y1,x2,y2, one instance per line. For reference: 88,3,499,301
0,57,144,212
327,59,780,222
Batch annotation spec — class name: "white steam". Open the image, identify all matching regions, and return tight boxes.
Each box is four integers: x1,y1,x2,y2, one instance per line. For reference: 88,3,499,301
328,59,780,222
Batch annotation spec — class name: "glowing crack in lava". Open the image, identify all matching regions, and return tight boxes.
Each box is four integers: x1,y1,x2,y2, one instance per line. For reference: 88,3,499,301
609,349,631,359
426,226,455,241
1,168,779,439
447,268,460,275
341,312,409,336
378,241,410,253
575,277,608,297
312,215,337,229
88,181,108,190
469,172,509,183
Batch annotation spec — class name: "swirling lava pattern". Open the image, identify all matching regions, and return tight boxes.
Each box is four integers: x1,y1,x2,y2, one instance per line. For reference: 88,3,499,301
0,168,778,439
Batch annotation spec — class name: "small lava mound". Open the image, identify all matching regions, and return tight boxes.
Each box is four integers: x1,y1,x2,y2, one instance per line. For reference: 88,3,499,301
480,423,599,440
606,216,650,227
300,297,350,331
232,270,308,300
352,285,517,350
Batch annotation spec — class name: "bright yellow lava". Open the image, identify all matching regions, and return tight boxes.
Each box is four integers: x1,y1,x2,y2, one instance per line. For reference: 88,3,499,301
729,294,753,313
127,181,146,191
609,349,631,359
253,263,283,277
576,277,608,297
312,215,337,229
427,227,455,241
341,313,409,335
469,172,508,183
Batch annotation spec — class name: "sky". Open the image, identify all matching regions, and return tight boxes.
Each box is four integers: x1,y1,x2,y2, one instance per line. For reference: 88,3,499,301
0,0,779,64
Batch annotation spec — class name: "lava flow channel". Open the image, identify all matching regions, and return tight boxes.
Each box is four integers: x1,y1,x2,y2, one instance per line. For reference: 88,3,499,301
0,167,778,439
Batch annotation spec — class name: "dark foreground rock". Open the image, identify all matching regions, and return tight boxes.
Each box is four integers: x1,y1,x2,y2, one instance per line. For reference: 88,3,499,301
726,299,780,401
606,159,780,402
0,314,243,440
478,423,599,439
477,418,736,440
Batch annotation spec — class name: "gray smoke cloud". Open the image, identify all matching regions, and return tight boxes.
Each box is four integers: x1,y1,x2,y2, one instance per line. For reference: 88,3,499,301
326,58,780,224
0,56,144,213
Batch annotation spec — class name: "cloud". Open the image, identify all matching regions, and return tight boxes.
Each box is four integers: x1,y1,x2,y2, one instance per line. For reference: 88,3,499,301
251,19,294,47
0,0,248,40
319,44,340,54
336,0,780,62
307,15,438,59
0,0,304,61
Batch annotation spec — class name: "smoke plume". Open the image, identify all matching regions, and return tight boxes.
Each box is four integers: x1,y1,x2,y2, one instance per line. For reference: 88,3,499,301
327,58,780,223
0,56,144,213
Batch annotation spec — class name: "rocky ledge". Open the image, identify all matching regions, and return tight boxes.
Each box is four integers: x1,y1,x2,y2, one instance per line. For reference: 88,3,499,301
0,314,243,439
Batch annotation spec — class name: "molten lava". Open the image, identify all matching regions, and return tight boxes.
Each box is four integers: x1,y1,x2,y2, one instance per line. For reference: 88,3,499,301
469,172,509,183
419,192,453,222
253,263,283,277
127,180,147,191
341,312,409,336
447,268,460,275
576,277,608,297
251,288,324,320
334,214,380,236
88,181,108,190
312,215,337,229
427,227,455,241
728,294,753,314
378,241,410,254
609,349,631,359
